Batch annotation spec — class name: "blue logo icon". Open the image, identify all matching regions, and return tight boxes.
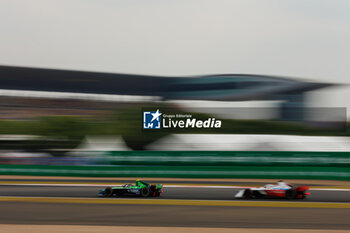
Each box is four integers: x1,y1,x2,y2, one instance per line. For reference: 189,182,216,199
143,109,162,129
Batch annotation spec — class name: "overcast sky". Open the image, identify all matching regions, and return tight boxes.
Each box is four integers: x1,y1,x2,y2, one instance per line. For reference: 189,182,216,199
0,0,349,113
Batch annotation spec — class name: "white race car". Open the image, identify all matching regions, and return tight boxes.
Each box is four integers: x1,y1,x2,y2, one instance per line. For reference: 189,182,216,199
235,180,310,200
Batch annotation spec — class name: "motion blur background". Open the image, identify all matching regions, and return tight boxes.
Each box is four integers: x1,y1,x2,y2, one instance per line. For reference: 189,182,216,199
0,1,350,232
0,0,349,179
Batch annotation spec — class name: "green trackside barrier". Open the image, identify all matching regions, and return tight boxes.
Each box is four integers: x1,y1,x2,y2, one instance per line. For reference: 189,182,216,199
104,151,350,167
0,164,350,180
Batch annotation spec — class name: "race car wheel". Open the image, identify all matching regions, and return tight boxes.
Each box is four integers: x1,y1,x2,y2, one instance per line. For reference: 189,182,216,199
155,190,161,197
103,187,113,197
286,189,297,200
140,187,151,197
298,191,306,199
243,189,253,199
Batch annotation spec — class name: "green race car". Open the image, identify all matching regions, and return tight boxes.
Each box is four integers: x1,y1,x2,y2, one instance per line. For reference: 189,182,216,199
99,179,163,197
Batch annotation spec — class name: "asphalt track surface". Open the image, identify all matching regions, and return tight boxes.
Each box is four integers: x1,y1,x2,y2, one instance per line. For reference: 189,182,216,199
1,181,350,229
0,185,350,203
1,202,350,230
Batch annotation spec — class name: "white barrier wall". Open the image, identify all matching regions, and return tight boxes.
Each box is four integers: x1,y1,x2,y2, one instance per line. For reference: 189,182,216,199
146,134,350,152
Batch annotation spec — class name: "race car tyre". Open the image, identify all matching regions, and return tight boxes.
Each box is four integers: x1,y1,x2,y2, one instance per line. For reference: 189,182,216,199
103,187,113,197
286,189,297,200
155,190,161,197
243,189,253,199
140,187,151,197
298,191,306,199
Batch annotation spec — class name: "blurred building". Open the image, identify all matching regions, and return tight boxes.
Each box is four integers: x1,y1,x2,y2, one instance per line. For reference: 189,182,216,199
0,65,335,121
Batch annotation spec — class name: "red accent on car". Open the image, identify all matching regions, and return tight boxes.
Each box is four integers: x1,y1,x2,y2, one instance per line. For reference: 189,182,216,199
265,189,287,197
296,185,310,192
